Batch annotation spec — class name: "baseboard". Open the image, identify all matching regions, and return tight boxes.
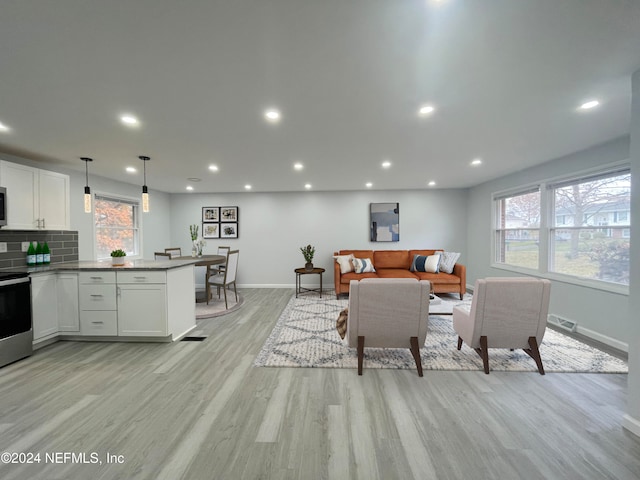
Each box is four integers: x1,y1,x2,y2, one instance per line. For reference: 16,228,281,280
623,414,640,438
574,325,628,353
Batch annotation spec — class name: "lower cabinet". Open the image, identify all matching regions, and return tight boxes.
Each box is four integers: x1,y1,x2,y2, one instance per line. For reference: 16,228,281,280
57,273,79,332
31,273,59,341
117,284,167,336
79,271,117,336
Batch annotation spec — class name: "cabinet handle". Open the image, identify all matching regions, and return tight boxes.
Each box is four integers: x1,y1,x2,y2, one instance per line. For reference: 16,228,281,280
90,294,103,298
134,276,147,280
91,321,104,324
90,276,103,280
42,218,46,229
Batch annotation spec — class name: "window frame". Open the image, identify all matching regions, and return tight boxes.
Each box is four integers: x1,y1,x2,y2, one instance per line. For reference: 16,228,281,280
93,192,143,260
491,162,630,295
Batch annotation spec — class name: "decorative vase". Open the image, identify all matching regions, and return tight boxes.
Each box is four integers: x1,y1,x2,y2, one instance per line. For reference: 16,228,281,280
305,262,314,271
191,246,197,257
112,257,125,266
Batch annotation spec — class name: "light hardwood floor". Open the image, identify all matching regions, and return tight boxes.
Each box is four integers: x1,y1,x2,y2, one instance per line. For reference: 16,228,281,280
0,288,639,479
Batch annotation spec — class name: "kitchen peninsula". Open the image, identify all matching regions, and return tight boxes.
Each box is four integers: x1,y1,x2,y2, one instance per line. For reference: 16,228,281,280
24,256,222,347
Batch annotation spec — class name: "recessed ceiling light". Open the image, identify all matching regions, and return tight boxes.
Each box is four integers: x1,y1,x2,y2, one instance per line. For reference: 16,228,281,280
126,166,137,173
264,109,281,122
428,180,436,187
186,186,194,191
208,164,219,172
304,183,312,189
382,160,392,169
293,162,304,171
365,182,373,188
120,114,139,126
471,158,482,166
579,100,600,110
0,121,10,132
418,104,435,116
245,184,252,190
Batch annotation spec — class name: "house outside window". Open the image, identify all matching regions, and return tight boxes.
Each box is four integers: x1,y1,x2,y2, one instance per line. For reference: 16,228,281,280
94,194,141,260
494,188,540,270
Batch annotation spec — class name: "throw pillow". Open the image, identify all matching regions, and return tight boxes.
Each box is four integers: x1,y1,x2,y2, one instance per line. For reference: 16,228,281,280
351,257,376,273
439,251,461,274
334,254,355,274
410,254,441,273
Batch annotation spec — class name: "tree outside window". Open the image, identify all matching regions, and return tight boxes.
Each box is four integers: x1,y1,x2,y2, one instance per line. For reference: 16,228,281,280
94,195,140,259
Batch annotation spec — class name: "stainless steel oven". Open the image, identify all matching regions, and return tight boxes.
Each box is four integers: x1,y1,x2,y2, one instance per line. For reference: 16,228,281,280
0,272,32,368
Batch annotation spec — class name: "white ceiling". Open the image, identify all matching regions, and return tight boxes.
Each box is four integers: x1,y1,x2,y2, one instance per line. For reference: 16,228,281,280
1,0,639,194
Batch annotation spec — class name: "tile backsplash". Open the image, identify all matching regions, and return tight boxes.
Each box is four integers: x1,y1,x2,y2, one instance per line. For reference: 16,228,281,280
0,229,79,268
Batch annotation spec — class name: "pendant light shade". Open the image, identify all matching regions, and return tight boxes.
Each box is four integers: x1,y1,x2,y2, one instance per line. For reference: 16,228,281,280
81,157,93,213
139,156,150,213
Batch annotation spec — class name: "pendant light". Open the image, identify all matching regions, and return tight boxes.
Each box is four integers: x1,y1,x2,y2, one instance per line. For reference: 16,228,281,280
139,155,150,213
80,157,93,213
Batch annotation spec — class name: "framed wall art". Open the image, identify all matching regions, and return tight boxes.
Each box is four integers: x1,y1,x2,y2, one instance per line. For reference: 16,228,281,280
200,206,239,239
370,202,399,242
221,223,238,239
202,207,219,222
220,206,238,222
202,223,220,239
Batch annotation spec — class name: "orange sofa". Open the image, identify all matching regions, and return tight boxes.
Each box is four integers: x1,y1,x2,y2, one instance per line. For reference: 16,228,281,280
333,249,466,300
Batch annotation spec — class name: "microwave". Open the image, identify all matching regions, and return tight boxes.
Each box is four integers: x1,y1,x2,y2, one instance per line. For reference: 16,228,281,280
0,186,6,227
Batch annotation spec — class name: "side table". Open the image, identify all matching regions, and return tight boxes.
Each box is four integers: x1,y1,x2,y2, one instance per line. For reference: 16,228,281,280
295,267,325,298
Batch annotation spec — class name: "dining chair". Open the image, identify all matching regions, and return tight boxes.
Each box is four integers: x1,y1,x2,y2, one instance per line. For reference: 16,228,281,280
206,250,239,309
164,247,182,258
209,245,231,275
154,252,172,260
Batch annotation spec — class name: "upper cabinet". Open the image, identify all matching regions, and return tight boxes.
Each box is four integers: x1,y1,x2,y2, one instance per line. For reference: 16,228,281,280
0,160,70,230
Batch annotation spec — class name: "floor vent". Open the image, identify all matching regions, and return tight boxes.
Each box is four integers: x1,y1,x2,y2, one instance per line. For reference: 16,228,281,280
181,336,207,342
548,314,577,333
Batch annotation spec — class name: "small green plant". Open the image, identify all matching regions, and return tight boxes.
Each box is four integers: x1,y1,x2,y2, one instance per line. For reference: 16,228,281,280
190,224,199,241
300,244,315,263
110,249,127,257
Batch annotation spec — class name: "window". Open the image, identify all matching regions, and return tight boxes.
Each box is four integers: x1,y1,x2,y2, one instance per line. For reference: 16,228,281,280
494,188,541,270
493,165,631,290
550,169,630,285
94,194,141,260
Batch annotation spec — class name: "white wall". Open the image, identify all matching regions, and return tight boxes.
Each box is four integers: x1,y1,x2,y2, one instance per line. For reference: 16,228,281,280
466,136,631,345
169,189,469,287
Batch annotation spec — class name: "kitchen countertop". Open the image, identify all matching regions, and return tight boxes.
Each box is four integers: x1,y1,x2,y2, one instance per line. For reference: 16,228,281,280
3,257,212,274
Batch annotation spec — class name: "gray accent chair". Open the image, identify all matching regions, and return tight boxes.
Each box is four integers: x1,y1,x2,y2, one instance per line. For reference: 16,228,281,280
453,277,551,374
347,278,431,376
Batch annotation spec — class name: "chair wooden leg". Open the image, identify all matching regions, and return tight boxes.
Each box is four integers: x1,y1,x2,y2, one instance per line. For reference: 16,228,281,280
457,336,463,350
524,336,545,375
233,282,238,302
206,279,210,305
357,336,365,375
223,286,228,309
473,335,490,374
409,336,423,377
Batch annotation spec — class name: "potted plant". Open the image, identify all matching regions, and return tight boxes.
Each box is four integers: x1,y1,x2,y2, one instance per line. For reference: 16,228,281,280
190,224,199,257
300,244,315,271
110,249,127,266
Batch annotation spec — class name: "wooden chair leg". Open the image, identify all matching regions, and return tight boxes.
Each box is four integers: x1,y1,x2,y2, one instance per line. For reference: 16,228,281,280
409,336,423,377
473,335,490,374
223,286,228,309
233,282,238,302
457,336,463,350
357,336,365,375
524,336,545,375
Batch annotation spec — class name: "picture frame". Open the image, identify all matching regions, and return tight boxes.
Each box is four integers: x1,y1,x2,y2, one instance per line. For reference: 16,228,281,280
220,206,238,222
370,202,399,242
202,223,220,239
202,207,219,222
221,222,238,239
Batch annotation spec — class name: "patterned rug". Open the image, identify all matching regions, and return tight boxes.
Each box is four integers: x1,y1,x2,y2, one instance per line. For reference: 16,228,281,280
254,292,628,373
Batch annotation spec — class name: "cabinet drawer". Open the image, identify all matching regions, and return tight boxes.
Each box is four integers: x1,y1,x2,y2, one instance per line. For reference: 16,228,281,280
80,311,118,336
79,284,117,310
79,271,116,284
117,271,166,284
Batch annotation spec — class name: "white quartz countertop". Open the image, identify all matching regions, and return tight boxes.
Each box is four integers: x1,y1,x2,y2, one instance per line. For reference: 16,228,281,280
6,258,200,274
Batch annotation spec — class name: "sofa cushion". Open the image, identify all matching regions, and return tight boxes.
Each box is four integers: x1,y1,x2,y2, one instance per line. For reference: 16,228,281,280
352,257,376,273
410,254,441,273
376,269,419,279
409,249,441,258
339,250,374,259
341,272,379,284
413,271,461,284
373,250,411,269
439,251,461,274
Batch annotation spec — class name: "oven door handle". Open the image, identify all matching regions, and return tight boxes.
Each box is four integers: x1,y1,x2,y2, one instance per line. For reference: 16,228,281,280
0,277,31,288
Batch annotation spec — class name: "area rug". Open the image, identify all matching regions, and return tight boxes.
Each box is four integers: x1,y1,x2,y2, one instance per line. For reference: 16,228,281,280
254,292,628,373
195,289,243,319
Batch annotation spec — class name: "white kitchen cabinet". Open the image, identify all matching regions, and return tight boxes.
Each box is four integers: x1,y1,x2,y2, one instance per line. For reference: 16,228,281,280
116,272,167,337
0,160,70,230
57,273,79,332
31,273,59,341
79,272,117,336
